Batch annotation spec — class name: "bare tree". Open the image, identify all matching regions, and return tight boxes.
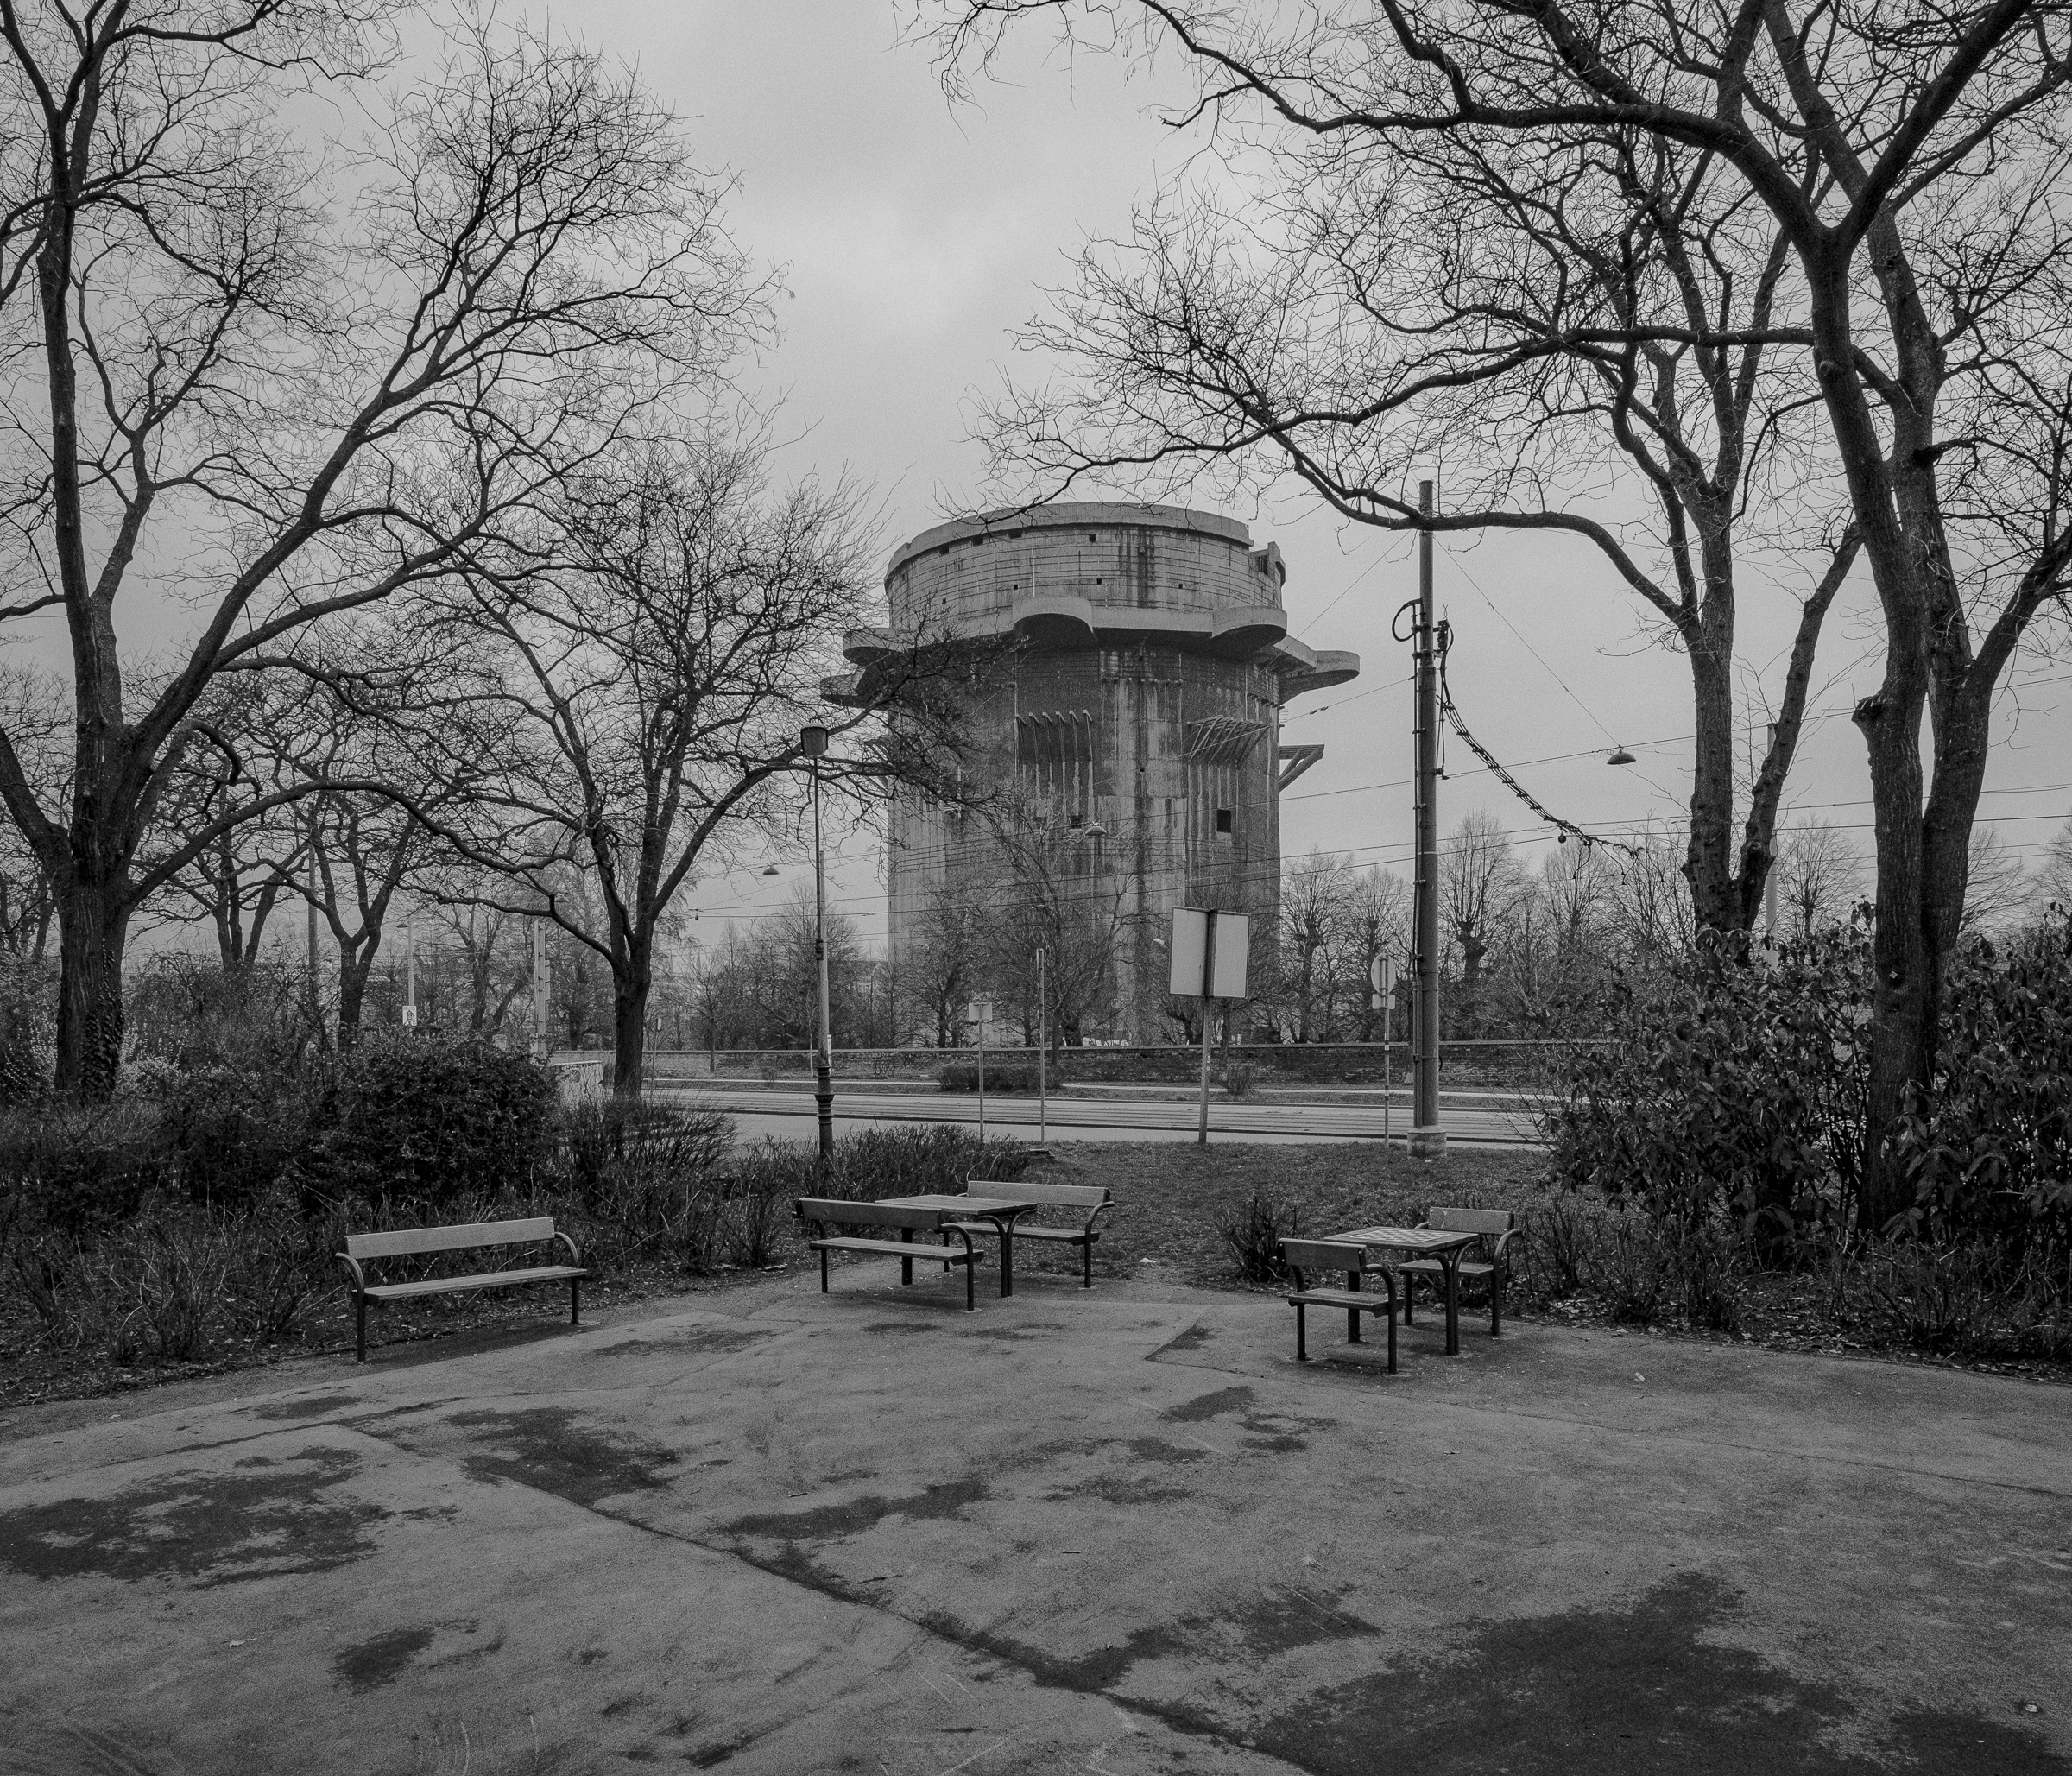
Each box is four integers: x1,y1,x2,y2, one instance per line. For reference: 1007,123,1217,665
0,13,758,1097
2039,817,2072,913
938,0,2072,1224
975,802,1135,1047
1342,864,1410,1040
1775,820,1869,937
1279,848,1352,1040
1442,810,1526,1033
900,882,980,1047
429,420,944,1098
1961,826,2031,934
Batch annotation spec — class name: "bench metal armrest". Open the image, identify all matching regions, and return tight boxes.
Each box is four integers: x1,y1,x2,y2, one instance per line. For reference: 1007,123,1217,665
1488,1227,1519,1265
553,1229,583,1268
1083,1200,1114,1236
336,1252,369,1298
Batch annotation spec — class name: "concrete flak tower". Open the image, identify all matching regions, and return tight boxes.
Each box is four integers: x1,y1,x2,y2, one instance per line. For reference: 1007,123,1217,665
850,502,1357,1040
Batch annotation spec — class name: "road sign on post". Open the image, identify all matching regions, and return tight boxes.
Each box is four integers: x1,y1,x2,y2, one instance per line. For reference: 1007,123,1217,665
1171,907,1249,1144
966,999,995,1142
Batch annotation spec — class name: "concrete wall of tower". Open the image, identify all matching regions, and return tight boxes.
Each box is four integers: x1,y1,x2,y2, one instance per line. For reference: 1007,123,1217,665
869,503,1357,1040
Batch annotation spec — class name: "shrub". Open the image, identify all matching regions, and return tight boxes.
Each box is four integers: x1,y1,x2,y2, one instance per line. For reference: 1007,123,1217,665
1895,916,2072,1249
318,1033,554,1207
937,1064,1053,1094
553,1097,733,1267
1218,1188,1300,1286
1541,926,1870,1257
0,1100,174,1232
139,1064,327,1210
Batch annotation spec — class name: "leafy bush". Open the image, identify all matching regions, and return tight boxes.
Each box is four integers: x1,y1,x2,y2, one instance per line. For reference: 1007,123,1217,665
1541,926,1870,1256
318,1033,555,1207
553,1098,734,1267
1895,917,2072,1248
1218,1188,1300,1286
136,1064,327,1210
0,1100,175,1232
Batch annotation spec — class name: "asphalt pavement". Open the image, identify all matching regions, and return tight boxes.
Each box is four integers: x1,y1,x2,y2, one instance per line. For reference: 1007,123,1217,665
3,1261,2066,1773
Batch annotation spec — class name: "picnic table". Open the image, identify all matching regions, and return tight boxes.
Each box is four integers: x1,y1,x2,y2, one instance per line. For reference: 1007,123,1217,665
1324,1226,1483,1355
873,1191,1058,1298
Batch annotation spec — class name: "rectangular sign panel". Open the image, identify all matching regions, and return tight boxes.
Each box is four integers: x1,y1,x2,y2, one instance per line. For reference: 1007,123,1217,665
1168,908,1250,1000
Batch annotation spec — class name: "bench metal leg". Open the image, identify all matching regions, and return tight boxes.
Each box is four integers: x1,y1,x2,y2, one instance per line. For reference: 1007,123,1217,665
571,1277,581,1325
900,1227,913,1286
1294,1302,1308,1362
356,1294,368,1364
965,1253,976,1311
820,1247,830,1293
1402,1272,1415,1325
1083,1236,1093,1288
1346,1269,1361,1343
1387,1304,1397,1373
1490,1268,1503,1337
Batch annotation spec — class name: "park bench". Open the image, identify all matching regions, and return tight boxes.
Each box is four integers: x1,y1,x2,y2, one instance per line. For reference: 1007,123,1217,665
1280,1238,1399,1369
948,1180,1114,1288
336,1217,586,1363
794,1198,986,1311
1398,1207,1518,1336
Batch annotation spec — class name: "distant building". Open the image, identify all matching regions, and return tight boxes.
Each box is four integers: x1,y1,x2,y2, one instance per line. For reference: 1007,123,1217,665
849,503,1358,1040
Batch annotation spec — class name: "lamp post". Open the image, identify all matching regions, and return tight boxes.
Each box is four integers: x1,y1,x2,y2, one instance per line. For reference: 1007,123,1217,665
801,724,833,1158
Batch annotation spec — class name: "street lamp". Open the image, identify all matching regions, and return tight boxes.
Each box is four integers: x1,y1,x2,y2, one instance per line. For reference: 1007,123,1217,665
800,724,833,1157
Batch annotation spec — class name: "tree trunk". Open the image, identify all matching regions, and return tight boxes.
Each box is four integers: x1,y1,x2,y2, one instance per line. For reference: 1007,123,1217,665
54,883,127,1100
1685,637,1739,931
1855,686,1935,1232
612,941,653,1102
337,945,376,1049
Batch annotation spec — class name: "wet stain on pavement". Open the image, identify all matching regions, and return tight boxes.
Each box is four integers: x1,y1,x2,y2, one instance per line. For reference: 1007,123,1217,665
1248,1571,2072,1776
0,1444,383,1587
724,1475,990,1544
1151,1323,1214,1357
591,1325,771,1358
858,1322,942,1335
1126,1437,1210,1466
1163,1386,1254,1423
928,1584,1374,1694
248,1393,363,1421
1045,1472,1195,1507
442,1408,681,1507
965,1322,1071,1343
1236,1407,1338,1455
333,1623,439,1692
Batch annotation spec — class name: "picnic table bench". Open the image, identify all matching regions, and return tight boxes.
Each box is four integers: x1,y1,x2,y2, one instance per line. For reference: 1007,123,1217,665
1398,1207,1519,1337
336,1217,587,1363
794,1198,986,1311
1279,1238,1399,1369
946,1180,1114,1290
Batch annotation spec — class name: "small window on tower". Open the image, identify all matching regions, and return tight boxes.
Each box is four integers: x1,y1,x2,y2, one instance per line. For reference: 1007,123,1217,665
1215,808,1234,835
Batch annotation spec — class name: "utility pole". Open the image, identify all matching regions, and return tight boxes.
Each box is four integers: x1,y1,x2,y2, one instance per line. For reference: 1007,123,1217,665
533,916,551,1058
803,724,834,1158
1035,945,1047,1145
1411,478,1447,1159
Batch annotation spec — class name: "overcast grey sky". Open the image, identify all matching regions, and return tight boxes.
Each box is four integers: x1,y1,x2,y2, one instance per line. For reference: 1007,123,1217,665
584,2,2068,956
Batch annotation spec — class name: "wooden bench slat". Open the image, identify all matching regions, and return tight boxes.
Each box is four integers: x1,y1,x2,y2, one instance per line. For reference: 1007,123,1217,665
944,1219,1095,1242
345,1217,559,1260
962,1181,1110,1208
807,1236,982,1264
794,1199,954,1232
364,1265,587,1301
1288,1287,1398,1311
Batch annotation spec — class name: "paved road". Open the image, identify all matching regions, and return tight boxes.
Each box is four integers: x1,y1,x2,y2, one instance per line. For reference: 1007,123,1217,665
654,1081,1542,1146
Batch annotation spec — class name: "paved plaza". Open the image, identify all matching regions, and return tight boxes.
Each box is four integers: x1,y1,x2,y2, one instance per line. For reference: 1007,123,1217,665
1,1265,2067,1774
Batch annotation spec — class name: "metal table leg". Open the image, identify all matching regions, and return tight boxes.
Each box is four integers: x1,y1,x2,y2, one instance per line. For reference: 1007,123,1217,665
1443,1253,1462,1355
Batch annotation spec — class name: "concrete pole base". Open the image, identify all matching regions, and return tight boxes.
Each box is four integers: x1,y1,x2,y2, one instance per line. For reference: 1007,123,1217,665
1408,1126,1449,1160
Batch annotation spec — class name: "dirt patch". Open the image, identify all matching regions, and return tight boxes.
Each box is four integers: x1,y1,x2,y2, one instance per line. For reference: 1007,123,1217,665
0,1444,384,1587
333,1624,439,1692
1248,1571,2070,1776
247,1393,364,1421
1045,1473,1195,1507
1237,1407,1338,1455
440,1407,681,1508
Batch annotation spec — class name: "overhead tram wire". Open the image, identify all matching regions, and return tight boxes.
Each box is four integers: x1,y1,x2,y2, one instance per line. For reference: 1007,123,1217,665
1436,622,1639,856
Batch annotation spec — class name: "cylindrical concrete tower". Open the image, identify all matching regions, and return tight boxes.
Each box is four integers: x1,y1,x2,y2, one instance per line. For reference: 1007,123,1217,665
851,503,1357,1040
